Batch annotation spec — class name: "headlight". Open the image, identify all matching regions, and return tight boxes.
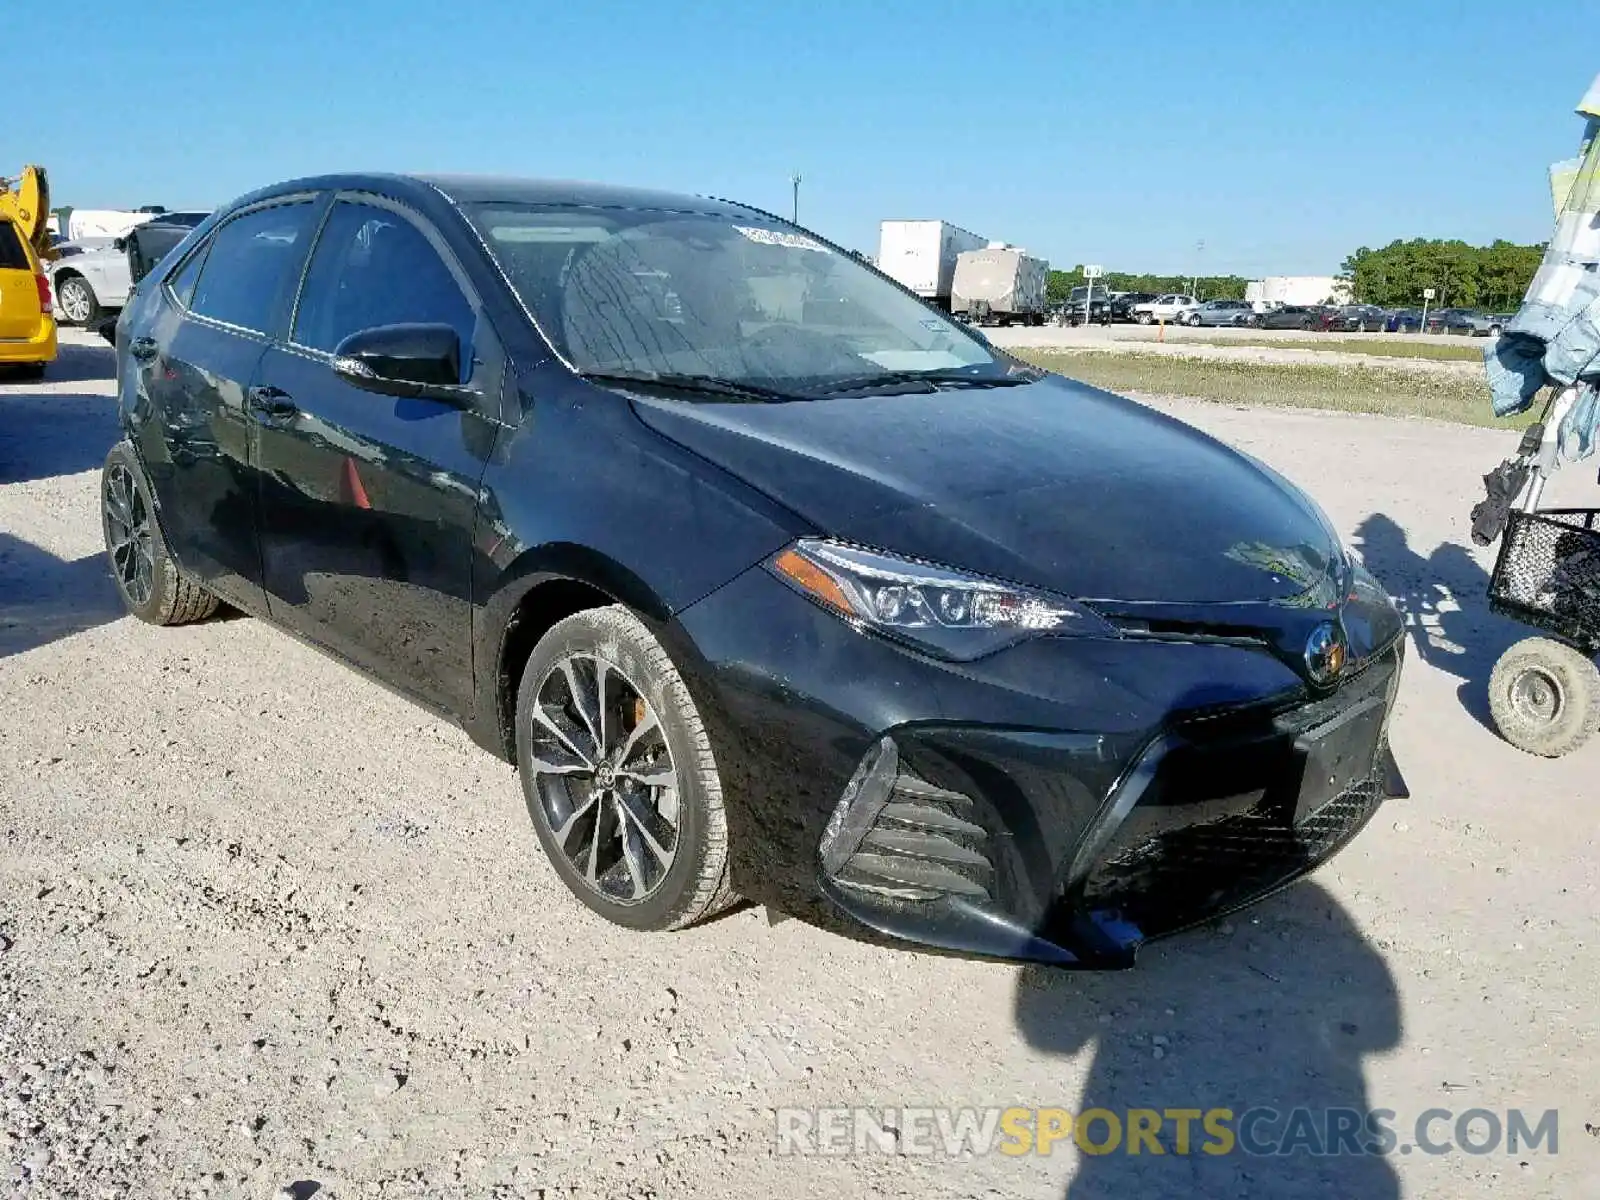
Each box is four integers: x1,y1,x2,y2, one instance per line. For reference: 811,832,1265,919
767,539,1116,660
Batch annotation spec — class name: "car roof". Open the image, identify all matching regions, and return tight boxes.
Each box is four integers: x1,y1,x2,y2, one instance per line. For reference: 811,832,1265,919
228,172,768,219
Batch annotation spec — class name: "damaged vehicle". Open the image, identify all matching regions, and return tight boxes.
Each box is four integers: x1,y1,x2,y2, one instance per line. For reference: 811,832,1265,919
102,174,1406,966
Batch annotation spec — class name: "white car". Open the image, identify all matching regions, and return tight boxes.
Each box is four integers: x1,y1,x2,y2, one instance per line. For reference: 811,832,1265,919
47,242,133,326
1130,293,1199,324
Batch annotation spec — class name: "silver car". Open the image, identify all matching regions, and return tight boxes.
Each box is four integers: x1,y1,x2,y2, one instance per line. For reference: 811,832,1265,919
47,242,133,326
1184,299,1258,327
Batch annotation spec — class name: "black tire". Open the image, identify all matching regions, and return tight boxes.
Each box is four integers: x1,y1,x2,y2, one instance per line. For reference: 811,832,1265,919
55,274,100,327
1488,637,1600,758
100,442,220,625
515,604,737,931
4,363,47,382
1136,312,1153,325
1488,324,1502,338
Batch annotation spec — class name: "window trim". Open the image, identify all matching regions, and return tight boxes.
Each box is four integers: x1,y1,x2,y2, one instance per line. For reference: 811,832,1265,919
284,190,484,367
169,193,324,339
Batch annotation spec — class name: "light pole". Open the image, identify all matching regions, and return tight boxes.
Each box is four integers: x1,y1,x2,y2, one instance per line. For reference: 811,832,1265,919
791,173,802,224
1190,239,1205,298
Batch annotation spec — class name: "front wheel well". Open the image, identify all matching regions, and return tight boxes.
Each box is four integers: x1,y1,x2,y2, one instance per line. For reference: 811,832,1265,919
494,577,617,760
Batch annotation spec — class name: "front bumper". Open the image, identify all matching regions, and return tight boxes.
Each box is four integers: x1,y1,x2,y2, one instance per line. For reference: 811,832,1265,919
668,566,1405,968
0,317,58,365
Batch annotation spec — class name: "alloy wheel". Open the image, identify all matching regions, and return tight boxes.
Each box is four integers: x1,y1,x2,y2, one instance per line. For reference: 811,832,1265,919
526,653,680,903
104,463,155,606
58,278,92,324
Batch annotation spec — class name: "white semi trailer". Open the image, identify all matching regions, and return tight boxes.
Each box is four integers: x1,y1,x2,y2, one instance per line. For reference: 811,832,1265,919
876,219,986,310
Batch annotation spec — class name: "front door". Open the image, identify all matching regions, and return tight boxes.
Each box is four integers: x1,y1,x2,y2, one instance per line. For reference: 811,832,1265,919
252,197,502,717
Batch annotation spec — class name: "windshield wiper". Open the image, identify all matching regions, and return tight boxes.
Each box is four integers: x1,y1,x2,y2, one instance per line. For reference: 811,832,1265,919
579,369,798,403
808,369,1042,397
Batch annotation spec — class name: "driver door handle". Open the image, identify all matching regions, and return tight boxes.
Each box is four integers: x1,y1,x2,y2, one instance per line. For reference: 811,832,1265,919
247,385,298,422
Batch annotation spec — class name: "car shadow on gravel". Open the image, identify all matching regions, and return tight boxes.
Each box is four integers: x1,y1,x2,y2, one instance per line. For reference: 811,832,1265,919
1351,513,1526,730
0,533,124,658
30,338,117,385
0,389,120,485
1014,881,1400,1198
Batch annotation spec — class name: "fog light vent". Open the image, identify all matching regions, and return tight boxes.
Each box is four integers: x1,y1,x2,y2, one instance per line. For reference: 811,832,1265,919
821,740,995,903
819,737,899,876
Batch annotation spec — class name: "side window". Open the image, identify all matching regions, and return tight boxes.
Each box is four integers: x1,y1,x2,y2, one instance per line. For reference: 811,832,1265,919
189,202,317,333
167,238,210,308
292,201,476,379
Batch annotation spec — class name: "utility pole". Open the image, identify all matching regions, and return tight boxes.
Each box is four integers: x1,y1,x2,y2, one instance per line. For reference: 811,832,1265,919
1190,239,1205,298
791,173,802,224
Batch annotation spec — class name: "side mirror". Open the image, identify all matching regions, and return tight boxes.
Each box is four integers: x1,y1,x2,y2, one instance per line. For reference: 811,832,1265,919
332,323,471,402
112,237,126,252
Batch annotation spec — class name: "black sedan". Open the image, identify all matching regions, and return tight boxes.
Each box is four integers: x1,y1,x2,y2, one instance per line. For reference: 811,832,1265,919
102,173,1405,967
1256,304,1330,330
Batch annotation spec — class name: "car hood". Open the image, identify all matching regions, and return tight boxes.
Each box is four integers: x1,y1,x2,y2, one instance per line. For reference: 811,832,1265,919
630,374,1347,607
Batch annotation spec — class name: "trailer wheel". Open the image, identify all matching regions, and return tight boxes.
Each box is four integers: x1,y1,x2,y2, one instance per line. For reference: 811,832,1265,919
1488,637,1600,758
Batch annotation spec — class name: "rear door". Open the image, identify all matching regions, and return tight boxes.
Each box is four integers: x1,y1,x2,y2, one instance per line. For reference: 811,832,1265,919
133,198,322,611
251,195,502,715
0,220,42,339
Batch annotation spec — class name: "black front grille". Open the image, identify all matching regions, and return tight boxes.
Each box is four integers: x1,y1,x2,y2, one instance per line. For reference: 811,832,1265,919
1074,648,1400,940
1489,508,1600,651
1080,759,1384,937
831,774,996,903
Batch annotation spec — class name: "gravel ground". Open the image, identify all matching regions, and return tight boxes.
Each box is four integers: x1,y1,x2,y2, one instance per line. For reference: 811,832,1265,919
1,331,1597,1199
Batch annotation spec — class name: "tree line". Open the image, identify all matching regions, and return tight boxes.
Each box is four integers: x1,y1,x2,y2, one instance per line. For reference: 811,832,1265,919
1044,238,1547,310
1046,269,1249,302
1339,239,1544,311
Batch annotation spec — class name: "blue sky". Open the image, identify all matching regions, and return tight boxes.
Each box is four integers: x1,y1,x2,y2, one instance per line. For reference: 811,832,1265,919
24,0,1597,276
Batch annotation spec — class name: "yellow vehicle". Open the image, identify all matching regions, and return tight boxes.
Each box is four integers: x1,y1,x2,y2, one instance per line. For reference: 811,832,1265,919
0,165,59,377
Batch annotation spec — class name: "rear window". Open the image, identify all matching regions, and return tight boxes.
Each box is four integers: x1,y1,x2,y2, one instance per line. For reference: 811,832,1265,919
188,201,316,334
0,221,29,271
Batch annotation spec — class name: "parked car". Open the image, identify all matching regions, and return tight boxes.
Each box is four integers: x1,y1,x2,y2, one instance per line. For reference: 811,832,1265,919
1185,299,1257,328
1064,284,1112,326
1257,304,1328,330
1129,293,1198,324
0,212,57,378
1423,307,1474,334
1386,308,1424,333
102,172,1406,967
1333,304,1389,332
1449,311,1514,337
49,211,210,325
1111,291,1158,322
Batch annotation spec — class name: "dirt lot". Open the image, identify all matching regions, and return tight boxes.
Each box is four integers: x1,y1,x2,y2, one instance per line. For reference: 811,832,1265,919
1,332,1597,1199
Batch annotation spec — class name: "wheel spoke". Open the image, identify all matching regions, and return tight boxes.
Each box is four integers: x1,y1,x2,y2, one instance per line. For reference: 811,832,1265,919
618,798,651,899
616,788,676,864
618,767,674,790
527,746,592,777
615,707,660,771
550,791,598,850
531,703,594,769
559,658,602,758
592,658,613,756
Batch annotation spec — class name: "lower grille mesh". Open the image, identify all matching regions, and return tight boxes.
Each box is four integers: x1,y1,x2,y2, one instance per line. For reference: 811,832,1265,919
1081,761,1386,935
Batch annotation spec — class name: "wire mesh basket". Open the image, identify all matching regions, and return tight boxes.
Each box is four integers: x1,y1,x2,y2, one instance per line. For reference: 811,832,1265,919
1488,509,1600,652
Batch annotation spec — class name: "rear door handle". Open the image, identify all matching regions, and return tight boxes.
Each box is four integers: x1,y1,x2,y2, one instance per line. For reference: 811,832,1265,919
129,336,158,362
247,385,298,422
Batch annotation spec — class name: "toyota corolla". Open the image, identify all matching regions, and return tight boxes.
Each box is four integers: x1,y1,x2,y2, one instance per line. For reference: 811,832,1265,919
103,174,1405,966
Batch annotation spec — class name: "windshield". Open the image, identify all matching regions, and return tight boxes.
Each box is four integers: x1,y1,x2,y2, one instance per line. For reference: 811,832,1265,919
465,204,1006,395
